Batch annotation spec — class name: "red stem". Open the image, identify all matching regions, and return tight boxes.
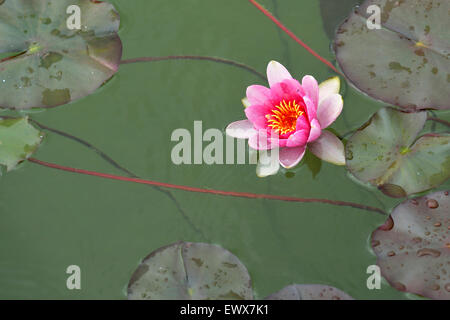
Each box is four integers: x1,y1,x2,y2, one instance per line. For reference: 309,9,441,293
248,0,342,75
427,116,450,127
28,158,386,215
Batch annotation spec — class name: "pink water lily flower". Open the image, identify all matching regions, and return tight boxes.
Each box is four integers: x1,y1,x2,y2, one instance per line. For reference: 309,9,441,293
226,61,345,177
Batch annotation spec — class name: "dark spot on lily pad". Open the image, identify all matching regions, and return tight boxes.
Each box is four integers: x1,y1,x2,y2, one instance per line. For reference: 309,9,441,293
39,52,63,69
42,88,71,106
389,62,412,74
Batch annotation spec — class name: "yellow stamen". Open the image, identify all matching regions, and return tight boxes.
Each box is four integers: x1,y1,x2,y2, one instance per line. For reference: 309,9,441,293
266,100,304,135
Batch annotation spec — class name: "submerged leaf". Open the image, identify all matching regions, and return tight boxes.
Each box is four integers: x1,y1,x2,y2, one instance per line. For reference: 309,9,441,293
333,0,450,110
371,191,450,300
346,107,450,197
0,117,43,171
127,242,253,300
305,151,322,179
0,0,122,109
265,284,353,300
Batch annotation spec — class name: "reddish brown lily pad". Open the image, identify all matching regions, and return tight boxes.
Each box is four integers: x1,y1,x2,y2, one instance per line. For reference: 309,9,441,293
371,191,450,300
265,284,353,300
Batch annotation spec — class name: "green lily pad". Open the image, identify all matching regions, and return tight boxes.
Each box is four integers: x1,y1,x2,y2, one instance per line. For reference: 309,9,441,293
333,0,450,110
0,117,43,171
0,0,122,109
319,0,363,39
127,242,253,300
265,284,353,300
371,191,449,300
346,107,450,198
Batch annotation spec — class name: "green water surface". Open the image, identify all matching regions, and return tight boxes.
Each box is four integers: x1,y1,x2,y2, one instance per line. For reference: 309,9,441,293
0,0,449,299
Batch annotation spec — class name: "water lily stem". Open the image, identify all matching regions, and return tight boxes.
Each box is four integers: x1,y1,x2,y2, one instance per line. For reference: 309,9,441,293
120,56,266,81
29,119,135,175
248,0,343,76
28,157,387,216
427,116,450,127
271,0,292,70
28,119,210,242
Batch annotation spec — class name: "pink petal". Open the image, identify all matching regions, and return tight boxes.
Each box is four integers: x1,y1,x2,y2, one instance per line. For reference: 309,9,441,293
248,133,262,150
245,104,271,129
303,96,317,122
267,61,292,87
302,75,319,108
307,119,322,142
317,93,343,129
270,79,304,103
279,146,306,168
226,120,256,139
248,130,278,150
286,129,309,147
308,131,345,165
277,138,287,148
246,85,272,106
296,114,310,131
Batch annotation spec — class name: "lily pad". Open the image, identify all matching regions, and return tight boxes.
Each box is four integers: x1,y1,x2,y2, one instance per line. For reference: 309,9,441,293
333,0,450,110
265,284,353,300
371,191,450,300
319,0,363,39
346,107,450,198
0,0,122,109
127,242,253,300
0,117,43,171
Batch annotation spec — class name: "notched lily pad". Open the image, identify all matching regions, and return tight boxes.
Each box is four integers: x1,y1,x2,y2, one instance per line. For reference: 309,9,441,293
346,107,450,198
319,0,363,39
265,284,353,300
334,0,450,110
0,0,122,109
371,191,450,300
127,242,253,300
0,117,43,172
